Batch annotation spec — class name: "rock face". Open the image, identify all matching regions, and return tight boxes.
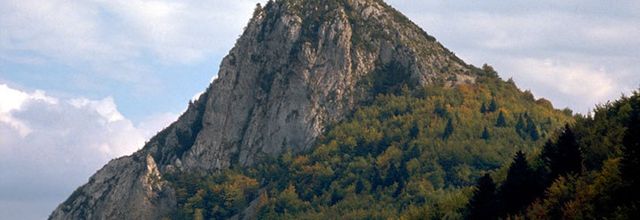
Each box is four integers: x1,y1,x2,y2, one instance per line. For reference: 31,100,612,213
49,155,176,220
50,0,476,219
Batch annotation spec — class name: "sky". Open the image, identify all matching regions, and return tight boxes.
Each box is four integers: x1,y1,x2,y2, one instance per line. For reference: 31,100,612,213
0,0,638,219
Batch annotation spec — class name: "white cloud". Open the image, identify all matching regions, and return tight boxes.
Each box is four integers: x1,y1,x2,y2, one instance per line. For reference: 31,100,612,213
0,0,266,100
509,58,618,107
387,0,640,113
0,0,264,67
0,84,177,219
0,84,57,113
0,84,57,137
69,97,125,123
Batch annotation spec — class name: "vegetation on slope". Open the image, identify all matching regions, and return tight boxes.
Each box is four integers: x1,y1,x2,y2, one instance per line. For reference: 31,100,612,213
167,67,571,219
467,90,640,219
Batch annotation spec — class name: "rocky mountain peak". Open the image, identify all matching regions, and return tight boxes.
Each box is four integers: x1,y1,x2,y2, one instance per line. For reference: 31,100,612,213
50,1,478,219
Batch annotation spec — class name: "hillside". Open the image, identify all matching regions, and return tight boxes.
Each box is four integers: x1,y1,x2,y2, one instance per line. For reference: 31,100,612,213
50,0,572,219
464,91,640,219
170,74,571,219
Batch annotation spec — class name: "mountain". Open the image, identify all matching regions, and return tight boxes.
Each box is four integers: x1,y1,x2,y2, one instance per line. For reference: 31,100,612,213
50,0,571,219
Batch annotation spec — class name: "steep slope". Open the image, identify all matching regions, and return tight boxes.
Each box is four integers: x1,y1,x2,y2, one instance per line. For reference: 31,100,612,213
51,0,566,219
177,0,476,172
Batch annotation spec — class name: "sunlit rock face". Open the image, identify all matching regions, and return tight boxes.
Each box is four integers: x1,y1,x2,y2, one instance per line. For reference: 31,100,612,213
50,0,476,219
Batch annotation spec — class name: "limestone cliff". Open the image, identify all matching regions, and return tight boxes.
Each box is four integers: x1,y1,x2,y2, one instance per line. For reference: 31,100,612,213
50,0,477,219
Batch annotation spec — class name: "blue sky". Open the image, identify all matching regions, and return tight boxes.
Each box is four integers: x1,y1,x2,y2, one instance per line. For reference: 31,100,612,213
1,0,639,219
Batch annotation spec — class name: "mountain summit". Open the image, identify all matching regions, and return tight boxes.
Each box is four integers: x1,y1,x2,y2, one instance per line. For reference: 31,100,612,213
50,1,560,219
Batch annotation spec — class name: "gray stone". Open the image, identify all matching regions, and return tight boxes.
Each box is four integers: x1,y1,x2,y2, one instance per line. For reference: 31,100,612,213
50,0,476,219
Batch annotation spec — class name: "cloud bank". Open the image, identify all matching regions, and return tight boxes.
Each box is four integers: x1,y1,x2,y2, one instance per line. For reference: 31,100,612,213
388,0,640,113
0,0,264,87
0,84,177,219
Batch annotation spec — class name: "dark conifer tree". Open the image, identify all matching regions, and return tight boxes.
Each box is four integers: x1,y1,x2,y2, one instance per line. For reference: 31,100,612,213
540,140,557,175
385,163,400,187
408,146,421,160
370,166,383,192
330,189,344,205
482,127,491,140
498,151,539,216
496,111,507,127
529,125,540,141
526,117,540,140
515,114,527,138
355,179,366,194
443,118,454,140
480,103,488,114
467,174,498,220
550,125,583,178
489,99,498,112
398,161,409,180
409,122,420,139
515,114,525,129
619,93,640,214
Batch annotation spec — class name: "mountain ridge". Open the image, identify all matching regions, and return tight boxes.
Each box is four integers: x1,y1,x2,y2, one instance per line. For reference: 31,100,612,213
50,1,564,219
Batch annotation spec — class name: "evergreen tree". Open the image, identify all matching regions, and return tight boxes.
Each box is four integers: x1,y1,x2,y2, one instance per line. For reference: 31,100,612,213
551,125,583,178
370,166,383,192
526,117,540,140
620,94,640,214
409,122,420,139
488,99,498,112
540,140,557,176
407,146,421,161
467,174,498,220
443,118,454,140
480,103,488,114
398,161,409,180
385,163,400,187
496,111,507,127
515,114,526,138
498,151,540,216
529,125,540,141
481,127,490,140
355,179,365,194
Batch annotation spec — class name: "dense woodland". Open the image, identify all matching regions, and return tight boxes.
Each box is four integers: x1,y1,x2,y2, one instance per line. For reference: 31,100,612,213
164,72,640,220
465,90,640,219
163,65,624,219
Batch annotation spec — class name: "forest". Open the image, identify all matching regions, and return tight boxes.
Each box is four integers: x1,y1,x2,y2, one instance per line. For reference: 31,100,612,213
466,90,640,219
163,66,628,219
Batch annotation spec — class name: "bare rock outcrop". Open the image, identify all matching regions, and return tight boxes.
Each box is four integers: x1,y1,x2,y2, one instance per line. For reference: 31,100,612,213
50,0,476,219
